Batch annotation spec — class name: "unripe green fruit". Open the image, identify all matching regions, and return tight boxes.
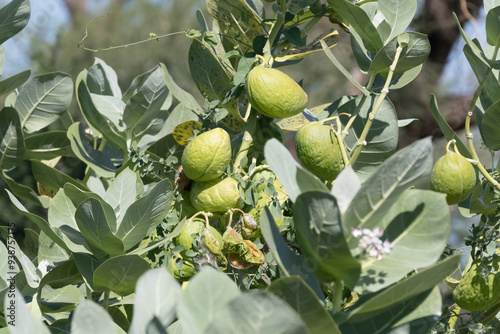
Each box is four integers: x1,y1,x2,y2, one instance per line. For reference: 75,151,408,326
166,256,196,281
453,261,500,311
190,177,244,215
181,128,231,182
295,122,344,181
177,218,223,252
430,151,476,205
246,65,308,119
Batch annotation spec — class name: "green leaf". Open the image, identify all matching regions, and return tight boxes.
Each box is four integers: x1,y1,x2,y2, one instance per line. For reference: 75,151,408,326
330,166,361,214
123,65,170,138
14,72,73,134
177,267,241,334
48,189,90,254
146,133,184,163
268,276,341,334
188,38,244,131
71,300,117,334
38,259,82,291
260,207,324,300
14,240,40,288
160,63,203,115
116,180,173,250
345,255,460,323
31,159,88,193
24,131,73,160
73,253,104,289
429,94,472,158
129,269,181,334
67,122,117,178
340,287,440,333
93,254,150,296
0,107,24,171
6,190,69,253
204,291,308,334
129,218,186,256
486,6,500,46
377,0,417,43
294,191,361,288
87,57,122,98
482,99,500,150
356,189,450,293
369,32,430,76
329,95,398,182
6,288,51,334
0,0,30,45
75,72,127,150
0,45,4,76
89,94,126,132
162,103,199,136
343,137,433,246
205,0,263,53
327,0,383,51
104,168,140,221
2,169,50,207
0,69,30,96
75,198,125,259
37,230,69,266
264,138,329,202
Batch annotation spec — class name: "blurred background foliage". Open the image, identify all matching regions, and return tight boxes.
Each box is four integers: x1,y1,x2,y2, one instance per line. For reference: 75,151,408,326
0,0,490,240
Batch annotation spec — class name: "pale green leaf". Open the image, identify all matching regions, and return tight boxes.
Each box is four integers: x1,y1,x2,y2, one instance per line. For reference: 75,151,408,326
0,0,30,45
0,107,24,171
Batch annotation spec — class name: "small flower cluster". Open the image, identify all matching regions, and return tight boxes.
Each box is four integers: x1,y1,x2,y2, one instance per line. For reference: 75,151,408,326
351,227,392,260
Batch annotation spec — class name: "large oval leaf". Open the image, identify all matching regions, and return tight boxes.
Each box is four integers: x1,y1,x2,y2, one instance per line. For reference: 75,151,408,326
355,189,450,293
294,191,361,288
0,0,30,45
93,255,150,296
71,300,118,334
15,73,73,133
482,99,500,150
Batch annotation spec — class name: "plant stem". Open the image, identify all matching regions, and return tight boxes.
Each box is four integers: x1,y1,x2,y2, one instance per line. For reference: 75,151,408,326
263,0,287,65
103,290,110,311
348,47,402,166
333,279,344,312
334,119,350,168
233,112,258,172
341,74,376,140
464,43,500,191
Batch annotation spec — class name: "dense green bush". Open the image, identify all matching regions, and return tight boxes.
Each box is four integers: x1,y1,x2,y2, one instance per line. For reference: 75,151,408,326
1,0,500,333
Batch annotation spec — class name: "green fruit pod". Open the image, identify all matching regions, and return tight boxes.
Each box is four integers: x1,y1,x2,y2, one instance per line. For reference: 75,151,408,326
246,65,308,119
190,177,244,215
295,121,345,181
453,261,500,311
177,218,223,252
181,128,231,182
430,151,476,205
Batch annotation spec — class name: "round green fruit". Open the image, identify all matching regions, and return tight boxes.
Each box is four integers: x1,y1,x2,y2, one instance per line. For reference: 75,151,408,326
246,65,308,119
177,218,223,252
190,177,244,215
453,261,500,311
166,256,196,281
430,151,476,205
295,121,344,181
181,128,231,182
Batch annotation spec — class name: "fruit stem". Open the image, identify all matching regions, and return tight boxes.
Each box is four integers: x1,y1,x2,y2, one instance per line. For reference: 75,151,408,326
447,304,461,330
334,118,350,168
103,290,110,311
464,42,500,191
348,47,403,166
445,139,456,153
332,279,344,312
341,74,376,140
263,0,287,66
234,111,258,173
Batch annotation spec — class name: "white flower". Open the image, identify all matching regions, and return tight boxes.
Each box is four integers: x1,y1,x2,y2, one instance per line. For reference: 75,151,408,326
351,227,363,238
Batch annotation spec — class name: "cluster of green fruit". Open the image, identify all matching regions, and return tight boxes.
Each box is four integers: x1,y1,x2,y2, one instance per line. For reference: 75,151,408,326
247,63,346,182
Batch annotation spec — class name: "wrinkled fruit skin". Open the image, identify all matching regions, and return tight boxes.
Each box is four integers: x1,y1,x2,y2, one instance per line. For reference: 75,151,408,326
177,218,223,252
246,65,308,119
190,177,244,215
295,121,344,181
181,128,231,182
453,261,500,311
430,151,476,205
